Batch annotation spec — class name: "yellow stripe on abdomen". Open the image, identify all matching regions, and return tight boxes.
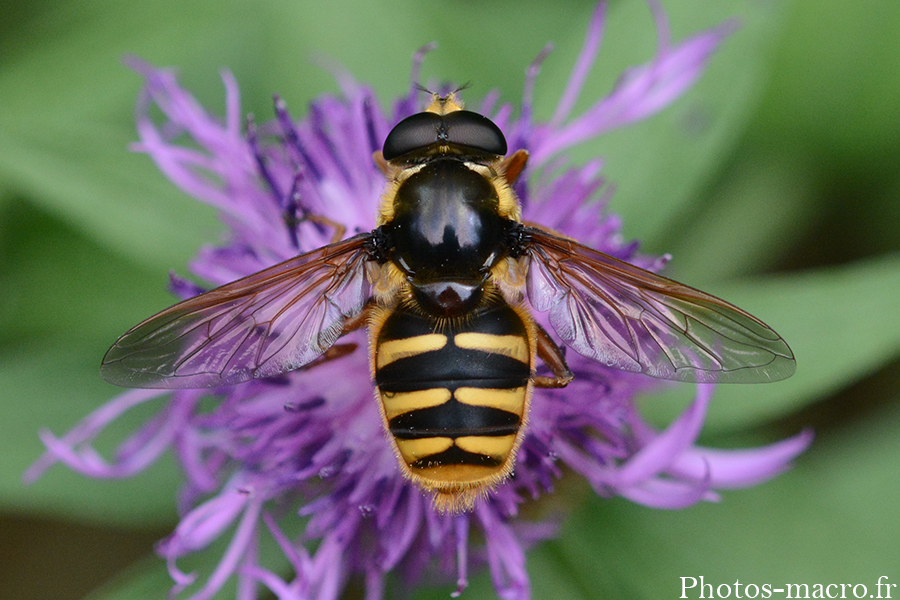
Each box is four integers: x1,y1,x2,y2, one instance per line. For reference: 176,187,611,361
453,387,526,415
395,437,454,463
455,435,517,459
382,388,452,420
375,333,447,369
453,332,529,363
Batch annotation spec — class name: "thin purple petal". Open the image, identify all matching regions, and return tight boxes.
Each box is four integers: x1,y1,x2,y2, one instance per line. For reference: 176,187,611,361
615,384,714,487
549,1,607,127
672,429,814,488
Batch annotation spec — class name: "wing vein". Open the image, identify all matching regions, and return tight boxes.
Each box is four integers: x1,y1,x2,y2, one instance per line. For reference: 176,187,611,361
523,226,795,383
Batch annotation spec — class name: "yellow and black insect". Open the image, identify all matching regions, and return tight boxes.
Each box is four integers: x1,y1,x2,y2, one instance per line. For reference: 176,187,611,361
101,93,795,512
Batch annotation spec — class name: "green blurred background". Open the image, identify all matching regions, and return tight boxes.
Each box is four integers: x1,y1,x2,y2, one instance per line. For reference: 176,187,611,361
1,0,898,598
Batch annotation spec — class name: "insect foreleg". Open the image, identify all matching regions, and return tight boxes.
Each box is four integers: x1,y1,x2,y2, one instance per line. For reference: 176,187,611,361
299,213,347,244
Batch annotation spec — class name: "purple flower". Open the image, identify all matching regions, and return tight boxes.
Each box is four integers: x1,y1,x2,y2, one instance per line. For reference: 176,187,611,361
27,2,812,599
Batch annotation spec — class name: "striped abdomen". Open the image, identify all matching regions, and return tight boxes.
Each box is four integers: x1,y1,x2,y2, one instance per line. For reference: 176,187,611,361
371,301,534,511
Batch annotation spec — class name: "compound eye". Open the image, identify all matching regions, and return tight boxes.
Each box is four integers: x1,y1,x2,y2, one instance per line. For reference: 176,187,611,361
382,112,442,161
443,111,507,156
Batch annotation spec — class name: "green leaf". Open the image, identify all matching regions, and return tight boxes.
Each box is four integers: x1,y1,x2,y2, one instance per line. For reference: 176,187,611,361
758,0,900,156
0,0,265,271
640,253,900,432
584,0,792,250
534,398,900,598
84,555,175,600
0,337,181,527
655,150,821,283
0,199,180,340
0,121,220,272
0,202,183,525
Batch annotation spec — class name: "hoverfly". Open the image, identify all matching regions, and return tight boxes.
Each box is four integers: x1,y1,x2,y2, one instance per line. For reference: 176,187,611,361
101,92,795,512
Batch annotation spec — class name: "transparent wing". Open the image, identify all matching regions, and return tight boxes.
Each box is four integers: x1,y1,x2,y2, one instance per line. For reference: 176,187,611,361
524,227,795,383
101,234,373,389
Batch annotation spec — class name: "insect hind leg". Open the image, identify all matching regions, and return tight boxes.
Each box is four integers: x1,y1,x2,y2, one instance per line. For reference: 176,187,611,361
532,322,574,389
291,302,373,372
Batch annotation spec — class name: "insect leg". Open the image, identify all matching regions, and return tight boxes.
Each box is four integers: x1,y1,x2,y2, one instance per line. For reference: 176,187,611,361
300,213,348,244
339,300,373,335
532,322,574,388
300,302,373,369
313,342,358,363
499,149,529,185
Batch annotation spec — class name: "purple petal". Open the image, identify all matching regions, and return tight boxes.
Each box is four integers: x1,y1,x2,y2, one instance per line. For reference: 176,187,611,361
615,384,714,487
24,388,173,481
618,476,717,509
178,491,263,600
451,515,470,597
549,1,607,127
671,429,814,488
477,504,529,600
531,17,737,164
